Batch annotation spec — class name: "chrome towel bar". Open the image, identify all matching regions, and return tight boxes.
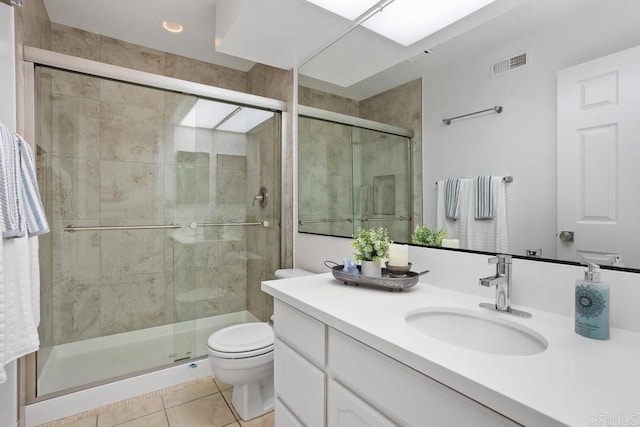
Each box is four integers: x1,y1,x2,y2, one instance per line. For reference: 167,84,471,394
298,218,353,225
443,106,503,125
360,216,410,222
64,223,181,232
188,220,269,229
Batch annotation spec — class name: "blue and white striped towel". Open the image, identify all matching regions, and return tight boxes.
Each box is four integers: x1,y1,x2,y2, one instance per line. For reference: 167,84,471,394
475,175,494,220
444,178,461,220
0,121,49,238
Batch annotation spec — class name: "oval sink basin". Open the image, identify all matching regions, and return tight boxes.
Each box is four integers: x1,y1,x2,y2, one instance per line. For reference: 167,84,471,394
405,307,548,356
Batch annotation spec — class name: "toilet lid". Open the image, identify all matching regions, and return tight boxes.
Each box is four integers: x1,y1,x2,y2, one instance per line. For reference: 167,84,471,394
208,322,274,355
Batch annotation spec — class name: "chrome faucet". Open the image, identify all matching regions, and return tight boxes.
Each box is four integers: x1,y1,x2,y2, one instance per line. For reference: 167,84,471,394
479,255,531,318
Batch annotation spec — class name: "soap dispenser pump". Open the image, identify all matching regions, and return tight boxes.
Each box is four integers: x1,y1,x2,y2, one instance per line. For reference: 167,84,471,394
575,263,610,340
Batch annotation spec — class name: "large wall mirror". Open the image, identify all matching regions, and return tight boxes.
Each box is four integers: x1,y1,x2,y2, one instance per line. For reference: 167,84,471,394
297,0,640,271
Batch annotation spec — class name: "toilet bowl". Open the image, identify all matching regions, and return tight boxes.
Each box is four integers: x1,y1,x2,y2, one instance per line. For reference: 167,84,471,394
207,268,314,421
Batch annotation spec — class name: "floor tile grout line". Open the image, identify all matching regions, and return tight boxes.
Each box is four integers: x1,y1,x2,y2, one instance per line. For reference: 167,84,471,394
219,390,240,422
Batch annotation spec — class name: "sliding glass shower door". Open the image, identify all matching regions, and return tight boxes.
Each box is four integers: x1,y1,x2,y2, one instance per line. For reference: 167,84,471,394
34,66,281,397
298,115,412,242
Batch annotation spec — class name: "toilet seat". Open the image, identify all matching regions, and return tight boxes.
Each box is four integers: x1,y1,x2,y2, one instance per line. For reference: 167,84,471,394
208,322,274,359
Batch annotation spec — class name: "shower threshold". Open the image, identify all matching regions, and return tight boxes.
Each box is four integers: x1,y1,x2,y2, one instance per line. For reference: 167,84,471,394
37,310,259,396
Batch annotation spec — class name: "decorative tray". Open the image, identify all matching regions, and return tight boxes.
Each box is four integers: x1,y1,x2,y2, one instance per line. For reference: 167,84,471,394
324,261,429,291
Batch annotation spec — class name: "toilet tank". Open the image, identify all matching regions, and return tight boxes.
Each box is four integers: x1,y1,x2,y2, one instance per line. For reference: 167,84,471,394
274,268,314,279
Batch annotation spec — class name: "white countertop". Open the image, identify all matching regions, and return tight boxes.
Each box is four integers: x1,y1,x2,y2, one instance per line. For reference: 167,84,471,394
262,273,640,427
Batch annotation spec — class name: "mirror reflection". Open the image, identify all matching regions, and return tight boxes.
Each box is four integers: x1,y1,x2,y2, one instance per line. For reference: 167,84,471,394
297,113,413,242
297,0,640,270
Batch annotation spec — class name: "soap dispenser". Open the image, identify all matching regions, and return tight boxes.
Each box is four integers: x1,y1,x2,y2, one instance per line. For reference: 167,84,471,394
575,263,610,340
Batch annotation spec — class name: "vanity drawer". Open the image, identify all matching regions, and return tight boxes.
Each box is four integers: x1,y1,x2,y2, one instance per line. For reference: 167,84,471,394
275,398,304,427
274,299,326,367
328,328,520,427
274,338,325,427
328,379,397,427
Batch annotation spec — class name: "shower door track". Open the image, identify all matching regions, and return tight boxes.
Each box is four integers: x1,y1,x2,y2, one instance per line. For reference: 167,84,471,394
23,47,286,112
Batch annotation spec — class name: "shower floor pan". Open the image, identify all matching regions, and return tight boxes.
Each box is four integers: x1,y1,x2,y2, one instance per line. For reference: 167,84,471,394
37,310,259,396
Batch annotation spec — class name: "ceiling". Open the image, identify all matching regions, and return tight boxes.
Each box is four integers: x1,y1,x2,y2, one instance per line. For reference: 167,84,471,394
44,0,589,100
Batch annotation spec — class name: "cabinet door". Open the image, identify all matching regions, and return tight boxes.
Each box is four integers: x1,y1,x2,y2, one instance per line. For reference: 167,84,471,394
328,379,397,427
274,338,325,427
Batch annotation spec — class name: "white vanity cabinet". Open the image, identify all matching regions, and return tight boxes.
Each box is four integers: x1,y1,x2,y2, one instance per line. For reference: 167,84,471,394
273,299,519,427
273,300,326,427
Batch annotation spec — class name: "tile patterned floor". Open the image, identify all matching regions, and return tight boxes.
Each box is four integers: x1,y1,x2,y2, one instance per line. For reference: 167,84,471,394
41,376,274,427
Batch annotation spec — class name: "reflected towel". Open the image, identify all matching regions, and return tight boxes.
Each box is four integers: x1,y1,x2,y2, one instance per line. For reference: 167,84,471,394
444,178,461,220
437,177,509,253
475,175,493,219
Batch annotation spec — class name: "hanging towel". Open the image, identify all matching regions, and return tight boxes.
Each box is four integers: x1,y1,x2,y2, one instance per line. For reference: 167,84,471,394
444,178,461,220
475,175,494,219
0,122,49,238
437,177,509,253
437,179,470,246
466,176,509,253
0,211,42,385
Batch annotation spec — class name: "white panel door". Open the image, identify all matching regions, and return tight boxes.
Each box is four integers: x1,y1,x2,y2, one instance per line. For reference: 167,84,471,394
557,44,640,266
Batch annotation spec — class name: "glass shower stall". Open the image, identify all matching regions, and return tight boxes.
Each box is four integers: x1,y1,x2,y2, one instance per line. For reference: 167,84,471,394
34,66,282,397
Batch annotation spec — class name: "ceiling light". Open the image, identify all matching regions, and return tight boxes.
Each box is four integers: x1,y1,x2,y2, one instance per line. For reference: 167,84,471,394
362,0,497,46
216,108,274,133
162,20,183,33
304,0,380,20
179,100,238,129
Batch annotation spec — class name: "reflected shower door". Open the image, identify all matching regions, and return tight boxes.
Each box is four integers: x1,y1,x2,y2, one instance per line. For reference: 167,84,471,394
352,127,412,242
298,116,354,237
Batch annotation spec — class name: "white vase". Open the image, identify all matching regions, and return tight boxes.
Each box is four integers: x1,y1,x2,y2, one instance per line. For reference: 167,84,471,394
361,260,381,277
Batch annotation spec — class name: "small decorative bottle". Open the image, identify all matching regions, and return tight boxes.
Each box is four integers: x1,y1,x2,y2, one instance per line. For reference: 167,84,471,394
575,263,610,340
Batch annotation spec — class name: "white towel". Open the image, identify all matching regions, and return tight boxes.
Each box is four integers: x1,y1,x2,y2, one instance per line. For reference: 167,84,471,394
437,177,509,253
0,209,42,385
0,122,46,384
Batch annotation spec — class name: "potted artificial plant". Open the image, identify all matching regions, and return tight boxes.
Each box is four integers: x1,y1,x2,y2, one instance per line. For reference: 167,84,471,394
352,227,390,277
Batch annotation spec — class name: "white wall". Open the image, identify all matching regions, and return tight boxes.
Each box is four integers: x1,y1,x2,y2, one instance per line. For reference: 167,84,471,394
0,3,18,427
422,1,640,259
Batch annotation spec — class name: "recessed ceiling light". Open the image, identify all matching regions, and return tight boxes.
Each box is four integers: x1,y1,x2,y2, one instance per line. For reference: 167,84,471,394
162,20,183,33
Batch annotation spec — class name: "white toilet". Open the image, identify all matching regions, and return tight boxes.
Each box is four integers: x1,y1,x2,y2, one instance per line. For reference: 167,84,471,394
207,268,313,421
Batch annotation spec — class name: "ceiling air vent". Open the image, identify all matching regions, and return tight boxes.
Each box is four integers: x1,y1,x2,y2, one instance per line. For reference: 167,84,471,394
491,51,530,77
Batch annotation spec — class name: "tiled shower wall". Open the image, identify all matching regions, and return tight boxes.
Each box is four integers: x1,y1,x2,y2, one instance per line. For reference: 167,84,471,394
246,119,282,322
